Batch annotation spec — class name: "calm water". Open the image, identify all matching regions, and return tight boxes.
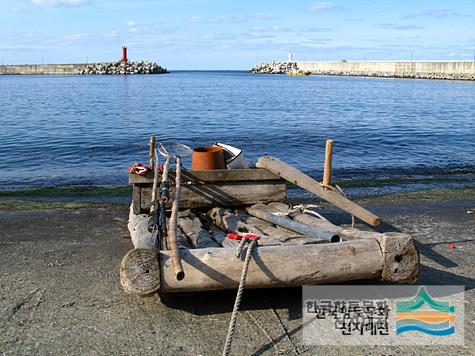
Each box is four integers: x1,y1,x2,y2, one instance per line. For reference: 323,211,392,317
1,71,474,192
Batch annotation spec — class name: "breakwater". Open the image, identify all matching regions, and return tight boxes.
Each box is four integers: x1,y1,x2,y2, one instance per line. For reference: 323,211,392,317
0,61,167,75
251,61,475,80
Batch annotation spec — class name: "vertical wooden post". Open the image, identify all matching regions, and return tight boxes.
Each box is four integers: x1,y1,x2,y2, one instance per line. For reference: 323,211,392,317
149,136,155,169
323,138,333,187
168,156,185,281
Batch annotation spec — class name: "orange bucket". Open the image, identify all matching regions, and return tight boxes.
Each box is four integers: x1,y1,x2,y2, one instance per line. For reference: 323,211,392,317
192,146,226,170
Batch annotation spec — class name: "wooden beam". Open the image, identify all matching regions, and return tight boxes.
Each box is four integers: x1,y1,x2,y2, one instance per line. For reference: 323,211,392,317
322,138,333,187
256,156,381,226
149,136,155,170
139,181,286,211
128,168,281,184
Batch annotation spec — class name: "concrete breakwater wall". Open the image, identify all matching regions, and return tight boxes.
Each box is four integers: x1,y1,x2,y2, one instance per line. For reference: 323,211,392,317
251,61,475,80
0,63,88,75
0,61,167,75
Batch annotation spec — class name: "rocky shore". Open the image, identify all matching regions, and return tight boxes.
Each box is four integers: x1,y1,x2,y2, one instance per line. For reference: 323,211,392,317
80,61,168,75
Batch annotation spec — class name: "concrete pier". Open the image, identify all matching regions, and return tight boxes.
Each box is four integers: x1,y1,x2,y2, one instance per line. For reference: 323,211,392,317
251,61,475,80
0,64,88,75
0,61,168,75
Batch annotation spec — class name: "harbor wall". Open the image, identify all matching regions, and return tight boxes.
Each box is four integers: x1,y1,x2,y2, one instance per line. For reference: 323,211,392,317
0,64,88,75
252,61,475,80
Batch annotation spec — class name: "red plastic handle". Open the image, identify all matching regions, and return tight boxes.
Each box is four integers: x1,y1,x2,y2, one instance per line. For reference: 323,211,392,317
226,233,260,241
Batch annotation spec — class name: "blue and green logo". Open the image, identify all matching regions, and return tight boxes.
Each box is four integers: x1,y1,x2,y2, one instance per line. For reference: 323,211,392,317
395,286,455,336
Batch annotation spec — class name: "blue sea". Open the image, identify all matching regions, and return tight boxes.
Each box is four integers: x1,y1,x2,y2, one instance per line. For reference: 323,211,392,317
1,71,474,195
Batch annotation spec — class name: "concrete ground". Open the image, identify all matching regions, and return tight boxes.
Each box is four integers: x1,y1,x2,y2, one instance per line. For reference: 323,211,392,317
0,191,474,355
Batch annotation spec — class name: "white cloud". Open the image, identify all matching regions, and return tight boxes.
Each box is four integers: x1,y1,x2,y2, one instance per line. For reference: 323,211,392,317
64,33,88,40
126,21,138,32
310,2,337,12
376,23,424,30
31,0,89,7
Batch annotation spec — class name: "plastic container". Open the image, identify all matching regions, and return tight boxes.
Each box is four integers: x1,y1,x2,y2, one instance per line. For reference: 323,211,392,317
214,142,249,169
192,146,226,170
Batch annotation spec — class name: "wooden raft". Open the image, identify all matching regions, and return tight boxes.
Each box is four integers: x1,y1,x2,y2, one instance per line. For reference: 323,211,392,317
120,177,420,295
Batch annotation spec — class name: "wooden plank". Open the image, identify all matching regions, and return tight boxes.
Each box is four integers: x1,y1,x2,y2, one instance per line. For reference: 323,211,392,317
128,168,281,184
140,181,286,210
256,156,382,226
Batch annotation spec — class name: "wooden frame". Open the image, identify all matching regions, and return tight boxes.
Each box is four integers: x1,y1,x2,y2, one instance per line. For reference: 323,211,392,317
130,168,287,213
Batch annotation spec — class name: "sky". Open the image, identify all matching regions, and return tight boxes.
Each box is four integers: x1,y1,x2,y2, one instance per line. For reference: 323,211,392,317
0,0,474,69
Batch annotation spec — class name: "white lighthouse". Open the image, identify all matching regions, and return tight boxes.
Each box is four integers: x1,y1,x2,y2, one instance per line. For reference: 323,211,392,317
288,51,294,62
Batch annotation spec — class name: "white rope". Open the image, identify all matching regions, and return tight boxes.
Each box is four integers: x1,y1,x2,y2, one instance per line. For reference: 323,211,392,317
334,184,355,227
223,238,257,356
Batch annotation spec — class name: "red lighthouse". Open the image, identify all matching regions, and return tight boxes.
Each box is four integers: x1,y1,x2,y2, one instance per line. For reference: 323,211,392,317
121,47,128,63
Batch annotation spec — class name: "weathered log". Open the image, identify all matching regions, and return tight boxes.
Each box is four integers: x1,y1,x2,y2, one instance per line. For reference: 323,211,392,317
323,138,333,186
208,207,240,232
149,135,155,170
292,213,382,240
127,204,157,249
120,204,160,296
157,232,419,293
208,207,282,246
208,224,239,248
120,248,160,296
168,156,185,280
376,232,419,283
246,204,341,242
256,156,381,226
178,214,221,248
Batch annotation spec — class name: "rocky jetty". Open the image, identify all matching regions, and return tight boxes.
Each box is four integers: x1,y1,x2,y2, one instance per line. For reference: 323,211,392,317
250,61,298,74
80,61,168,75
250,60,475,80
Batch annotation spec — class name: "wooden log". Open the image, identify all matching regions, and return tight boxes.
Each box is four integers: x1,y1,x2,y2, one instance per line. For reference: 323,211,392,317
158,232,418,292
149,136,155,170
256,156,381,227
246,204,341,242
120,204,160,296
376,232,419,283
159,239,384,292
160,156,171,203
178,214,221,248
208,207,282,246
322,138,333,187
208,224,239,248
120,248,160,296
127,204,157,249
208,207,240,232
168,156,185,281
239,215,319,245
293,213,383,241
240,207,326,245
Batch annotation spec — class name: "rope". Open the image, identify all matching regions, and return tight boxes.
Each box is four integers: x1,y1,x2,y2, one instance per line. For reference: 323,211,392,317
223,238,257,356
334,184,355,227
